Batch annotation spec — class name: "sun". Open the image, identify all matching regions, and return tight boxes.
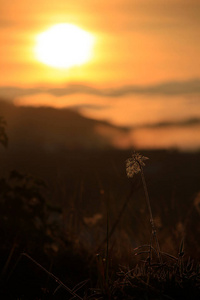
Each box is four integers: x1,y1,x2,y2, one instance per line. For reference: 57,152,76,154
34,23,94,69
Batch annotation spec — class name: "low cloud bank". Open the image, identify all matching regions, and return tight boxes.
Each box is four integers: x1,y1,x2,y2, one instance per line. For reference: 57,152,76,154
1,78,200,99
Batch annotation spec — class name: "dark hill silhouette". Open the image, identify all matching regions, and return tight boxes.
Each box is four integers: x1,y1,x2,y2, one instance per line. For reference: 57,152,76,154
0,99,127,151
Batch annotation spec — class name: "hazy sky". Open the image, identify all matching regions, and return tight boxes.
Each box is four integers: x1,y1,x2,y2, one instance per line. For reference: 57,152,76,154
1,0,200,86
0,0,200,150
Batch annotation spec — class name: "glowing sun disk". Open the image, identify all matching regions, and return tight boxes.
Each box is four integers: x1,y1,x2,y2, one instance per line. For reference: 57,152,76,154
35,23,94,69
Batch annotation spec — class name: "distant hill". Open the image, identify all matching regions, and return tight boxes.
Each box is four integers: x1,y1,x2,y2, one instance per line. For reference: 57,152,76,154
0,99,127,151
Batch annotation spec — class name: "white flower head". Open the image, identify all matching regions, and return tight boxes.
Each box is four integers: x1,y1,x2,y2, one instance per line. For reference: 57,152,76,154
126,152,149,178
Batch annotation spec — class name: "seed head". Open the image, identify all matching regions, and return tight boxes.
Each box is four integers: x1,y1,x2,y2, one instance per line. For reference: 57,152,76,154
126,152,149,178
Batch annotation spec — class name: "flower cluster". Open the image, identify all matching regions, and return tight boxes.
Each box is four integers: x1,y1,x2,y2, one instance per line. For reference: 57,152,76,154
126,152,149,178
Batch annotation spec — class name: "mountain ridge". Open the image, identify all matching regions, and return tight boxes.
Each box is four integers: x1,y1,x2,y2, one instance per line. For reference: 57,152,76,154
0,99,128,151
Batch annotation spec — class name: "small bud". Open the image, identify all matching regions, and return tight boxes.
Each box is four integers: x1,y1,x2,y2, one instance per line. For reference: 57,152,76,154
126,152,149,178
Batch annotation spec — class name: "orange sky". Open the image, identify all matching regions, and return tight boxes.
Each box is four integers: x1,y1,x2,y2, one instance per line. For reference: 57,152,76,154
0,0,200,150
1,0,200,87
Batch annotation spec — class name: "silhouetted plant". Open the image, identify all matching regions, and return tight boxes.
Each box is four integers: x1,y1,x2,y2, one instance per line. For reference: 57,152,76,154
126,152,162,264
0,170,62,278
0,116,8,148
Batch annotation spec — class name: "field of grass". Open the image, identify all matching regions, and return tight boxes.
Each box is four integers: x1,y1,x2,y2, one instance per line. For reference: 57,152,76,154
0,140,200,299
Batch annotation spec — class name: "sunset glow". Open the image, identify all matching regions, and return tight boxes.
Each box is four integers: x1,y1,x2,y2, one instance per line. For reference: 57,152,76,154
1,2,200,298
34,23,94,69
0,0,200,150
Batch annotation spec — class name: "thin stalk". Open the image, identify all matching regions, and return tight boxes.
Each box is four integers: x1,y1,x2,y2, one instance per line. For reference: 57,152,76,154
19,253,83,300
140,166,162,264
95,184,134,254
105,206,109,284
1,236,18,279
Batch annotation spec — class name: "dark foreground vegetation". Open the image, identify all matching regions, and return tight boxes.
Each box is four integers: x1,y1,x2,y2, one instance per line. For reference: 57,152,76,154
0,149,200,299
0,104,200,299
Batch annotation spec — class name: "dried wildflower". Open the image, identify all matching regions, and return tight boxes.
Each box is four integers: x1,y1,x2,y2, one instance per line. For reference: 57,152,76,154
126,152,149,178
125,152,162,263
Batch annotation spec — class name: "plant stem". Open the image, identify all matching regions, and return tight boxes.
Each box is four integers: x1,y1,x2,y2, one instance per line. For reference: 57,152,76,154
140,166,162,264
19,253,83,300
105,199,109,284
95,184,134,254
0,236,18,279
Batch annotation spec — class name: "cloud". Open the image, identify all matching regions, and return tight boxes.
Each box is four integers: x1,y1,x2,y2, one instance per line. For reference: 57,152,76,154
1,79,200,100
95,122,200,151
131,124,200,151
136,117,200,129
